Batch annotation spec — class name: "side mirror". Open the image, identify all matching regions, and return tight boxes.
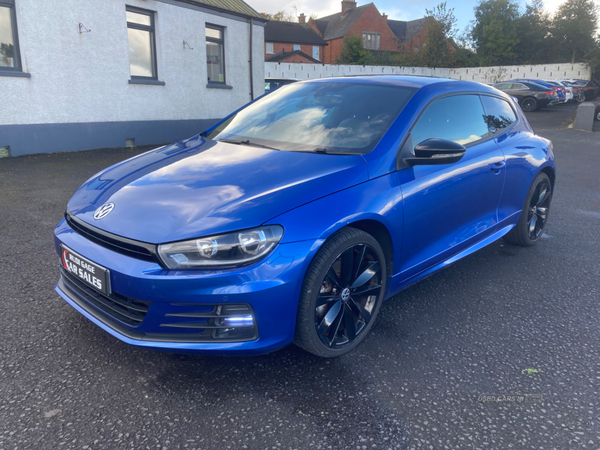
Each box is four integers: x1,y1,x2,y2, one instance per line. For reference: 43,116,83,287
405,138,466,166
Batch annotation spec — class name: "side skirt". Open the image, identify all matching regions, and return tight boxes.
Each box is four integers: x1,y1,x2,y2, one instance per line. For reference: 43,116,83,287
384,223,516,300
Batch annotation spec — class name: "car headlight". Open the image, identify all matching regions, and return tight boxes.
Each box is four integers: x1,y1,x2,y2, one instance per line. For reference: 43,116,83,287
157,225,284,269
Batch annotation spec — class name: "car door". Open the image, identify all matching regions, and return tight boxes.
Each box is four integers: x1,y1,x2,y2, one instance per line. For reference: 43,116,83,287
396,94,506,281
509,83,530,102
484,95,540,225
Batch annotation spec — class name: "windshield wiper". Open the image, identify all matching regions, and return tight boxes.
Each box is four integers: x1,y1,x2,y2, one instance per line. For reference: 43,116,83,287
312,148,356,155
217,139,279,151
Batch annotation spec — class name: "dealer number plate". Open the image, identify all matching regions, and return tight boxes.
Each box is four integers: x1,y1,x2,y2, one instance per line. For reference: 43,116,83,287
61,245,110,296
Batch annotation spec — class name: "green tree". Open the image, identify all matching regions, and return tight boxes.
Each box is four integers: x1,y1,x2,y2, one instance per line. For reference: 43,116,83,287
260,10,296,22
516,0,551,64
336,34,370,64
418,20,452,67
426,2,458,38
450,46,480,67
417,3,458,67
471,0,521,66
583,36,600,79
552,0,598,63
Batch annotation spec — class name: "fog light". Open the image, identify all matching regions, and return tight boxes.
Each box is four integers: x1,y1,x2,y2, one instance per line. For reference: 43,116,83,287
213,304,257,340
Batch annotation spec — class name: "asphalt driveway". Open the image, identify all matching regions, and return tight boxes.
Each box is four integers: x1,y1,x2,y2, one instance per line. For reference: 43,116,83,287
1,103,599,449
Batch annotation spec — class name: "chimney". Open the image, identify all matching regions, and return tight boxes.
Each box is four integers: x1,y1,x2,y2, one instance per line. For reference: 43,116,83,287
298,13,306,24
341,0,356,16
382,13,388,22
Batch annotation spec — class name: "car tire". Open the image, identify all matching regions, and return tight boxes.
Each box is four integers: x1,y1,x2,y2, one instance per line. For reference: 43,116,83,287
294,227,386,357
521,97,538,112
505,172,552,246
596,110,600,121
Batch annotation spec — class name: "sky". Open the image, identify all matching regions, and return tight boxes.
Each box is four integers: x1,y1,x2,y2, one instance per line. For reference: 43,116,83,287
248,0,585,36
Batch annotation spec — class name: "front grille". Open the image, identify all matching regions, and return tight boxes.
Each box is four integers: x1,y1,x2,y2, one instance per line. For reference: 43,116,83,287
65,212,158,264
60,267,150,327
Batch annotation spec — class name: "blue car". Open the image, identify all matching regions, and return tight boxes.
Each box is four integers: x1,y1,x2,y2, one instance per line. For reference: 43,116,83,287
54,76,556,357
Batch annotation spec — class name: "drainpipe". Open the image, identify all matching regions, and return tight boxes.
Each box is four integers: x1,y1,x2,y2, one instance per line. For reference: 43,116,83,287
249,18,254,101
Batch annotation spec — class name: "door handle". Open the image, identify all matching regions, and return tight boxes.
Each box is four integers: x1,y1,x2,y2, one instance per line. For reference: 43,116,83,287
490,161,506,172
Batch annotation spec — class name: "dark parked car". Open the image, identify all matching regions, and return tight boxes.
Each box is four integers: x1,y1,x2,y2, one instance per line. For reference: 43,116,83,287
576,80,600,100
264,77,300,92
493,81,558,111
512,79,567,104
570,79,599,101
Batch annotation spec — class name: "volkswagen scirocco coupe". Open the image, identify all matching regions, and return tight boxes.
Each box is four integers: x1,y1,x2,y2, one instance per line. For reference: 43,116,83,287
54,76,555,357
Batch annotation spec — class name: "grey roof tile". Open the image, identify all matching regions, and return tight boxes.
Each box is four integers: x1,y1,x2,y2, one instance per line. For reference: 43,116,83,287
387,19,406,41
265,50,321,63
316,3,372,40
186,0,265,20
265,21,328,45
405,17,430,43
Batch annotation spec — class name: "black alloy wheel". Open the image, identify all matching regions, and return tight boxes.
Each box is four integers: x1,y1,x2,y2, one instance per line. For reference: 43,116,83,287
314,243,382,348
521,97,538,112
294,228,386,357
505,172,552,246
526,177,551,240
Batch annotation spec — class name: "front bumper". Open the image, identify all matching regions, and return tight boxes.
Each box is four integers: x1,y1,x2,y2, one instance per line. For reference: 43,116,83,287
54,219,317,355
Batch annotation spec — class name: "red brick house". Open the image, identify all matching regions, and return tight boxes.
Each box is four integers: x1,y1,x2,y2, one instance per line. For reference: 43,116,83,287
387,17,431,52
264,18,328,63
308,1,438,64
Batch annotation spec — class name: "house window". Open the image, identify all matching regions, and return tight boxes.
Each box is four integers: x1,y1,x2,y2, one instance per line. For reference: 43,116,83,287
126,7,158,79
293,44,300,51
266,42,274,54
0,0,23,72
206,24,225,84
362,32,380,50
312,46,319,60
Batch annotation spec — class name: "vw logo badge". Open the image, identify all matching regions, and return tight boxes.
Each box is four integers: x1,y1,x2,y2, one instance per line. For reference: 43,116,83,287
94,203,115,220
341,288,351,302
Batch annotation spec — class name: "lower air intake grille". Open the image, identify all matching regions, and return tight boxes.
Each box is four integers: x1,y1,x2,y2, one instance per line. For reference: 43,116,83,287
60,267,150,327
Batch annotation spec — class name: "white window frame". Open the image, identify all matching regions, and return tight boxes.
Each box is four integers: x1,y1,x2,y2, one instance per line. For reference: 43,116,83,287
312,46,319,60
293,44,300,51
266,42,274,54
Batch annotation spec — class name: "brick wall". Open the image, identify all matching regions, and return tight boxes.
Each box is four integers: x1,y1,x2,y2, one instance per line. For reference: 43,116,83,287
265,42,324,62
347,5,398,53
322,38,344,64
404,23,429,52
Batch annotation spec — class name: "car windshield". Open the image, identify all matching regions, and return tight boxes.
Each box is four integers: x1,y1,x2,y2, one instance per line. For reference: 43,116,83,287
207,81,416,154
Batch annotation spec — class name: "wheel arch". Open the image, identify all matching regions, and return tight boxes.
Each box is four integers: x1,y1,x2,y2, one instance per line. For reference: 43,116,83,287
540,166,556,191
344,219,394,276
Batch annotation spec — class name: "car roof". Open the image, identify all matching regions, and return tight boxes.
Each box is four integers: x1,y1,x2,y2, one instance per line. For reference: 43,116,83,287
295,75,499,93
265,77,301,81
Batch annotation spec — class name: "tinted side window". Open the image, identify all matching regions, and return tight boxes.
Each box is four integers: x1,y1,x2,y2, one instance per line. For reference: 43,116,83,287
410,95,489,147
494,83,512,90
480,96,517,132
511,83,528,90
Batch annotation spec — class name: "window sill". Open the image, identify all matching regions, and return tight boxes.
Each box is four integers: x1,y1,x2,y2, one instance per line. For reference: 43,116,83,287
0,70,31,78
129,79,166,86
207,82,233,90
